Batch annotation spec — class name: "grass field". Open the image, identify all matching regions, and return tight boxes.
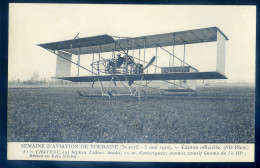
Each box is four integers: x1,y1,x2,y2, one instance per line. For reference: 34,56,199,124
8,85,255,143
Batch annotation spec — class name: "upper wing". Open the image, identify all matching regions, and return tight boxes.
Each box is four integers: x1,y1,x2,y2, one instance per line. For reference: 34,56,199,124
38,34,115,53
57,72,227,82
38,27,228,55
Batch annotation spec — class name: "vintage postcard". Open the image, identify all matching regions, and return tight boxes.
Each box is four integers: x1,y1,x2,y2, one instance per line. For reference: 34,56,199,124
8,4,255,162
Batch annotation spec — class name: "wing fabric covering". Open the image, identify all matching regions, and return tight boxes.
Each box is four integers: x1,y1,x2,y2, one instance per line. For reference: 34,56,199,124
57,72,227,83
38,27,228,55
56,51,72,77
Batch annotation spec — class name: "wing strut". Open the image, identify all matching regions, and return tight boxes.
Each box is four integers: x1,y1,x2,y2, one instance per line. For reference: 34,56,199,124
114,39,163,73
158,45,197,71
45,49,98,75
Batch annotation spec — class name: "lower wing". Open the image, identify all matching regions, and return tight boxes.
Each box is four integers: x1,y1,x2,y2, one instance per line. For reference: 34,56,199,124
57,72,227,82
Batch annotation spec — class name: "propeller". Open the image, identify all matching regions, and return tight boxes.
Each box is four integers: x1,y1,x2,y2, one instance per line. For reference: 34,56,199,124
143,56,156,70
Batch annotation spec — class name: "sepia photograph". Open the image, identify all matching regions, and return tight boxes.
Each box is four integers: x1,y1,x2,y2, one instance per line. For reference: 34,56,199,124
7,4,255,162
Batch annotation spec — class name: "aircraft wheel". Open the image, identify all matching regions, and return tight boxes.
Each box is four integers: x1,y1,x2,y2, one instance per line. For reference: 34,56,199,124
132,89,138,96
138,90,146,101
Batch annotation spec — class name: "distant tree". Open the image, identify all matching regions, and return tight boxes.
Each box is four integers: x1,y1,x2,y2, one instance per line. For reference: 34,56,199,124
31,72,39,83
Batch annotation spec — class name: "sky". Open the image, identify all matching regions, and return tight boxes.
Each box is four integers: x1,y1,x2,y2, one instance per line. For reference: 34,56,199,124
9,4,256,83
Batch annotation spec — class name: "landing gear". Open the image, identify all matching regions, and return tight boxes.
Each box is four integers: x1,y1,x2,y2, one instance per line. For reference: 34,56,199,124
131,89,138,101
101,90,117,100
138,90,146,101
111,90,117,95
131,89,137,96
131,89,146,101
106,91,112,99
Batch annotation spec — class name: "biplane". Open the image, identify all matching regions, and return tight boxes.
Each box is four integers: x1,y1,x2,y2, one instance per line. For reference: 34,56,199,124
38,27,228,100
